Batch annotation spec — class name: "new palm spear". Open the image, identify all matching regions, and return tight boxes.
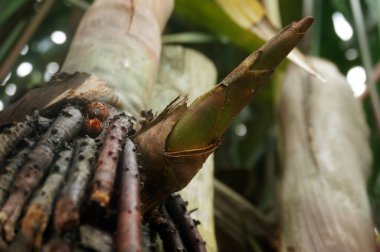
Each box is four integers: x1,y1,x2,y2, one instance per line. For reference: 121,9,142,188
136,17,314,213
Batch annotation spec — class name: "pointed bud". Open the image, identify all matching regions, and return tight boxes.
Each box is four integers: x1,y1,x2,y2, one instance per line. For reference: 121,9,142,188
135,17,313,213
166,16,314,152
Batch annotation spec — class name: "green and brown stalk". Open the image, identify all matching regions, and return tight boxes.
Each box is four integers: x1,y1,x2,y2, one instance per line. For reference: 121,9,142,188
136,16,314,213
166,16,314,152
0,106,83,241
153,45,219,251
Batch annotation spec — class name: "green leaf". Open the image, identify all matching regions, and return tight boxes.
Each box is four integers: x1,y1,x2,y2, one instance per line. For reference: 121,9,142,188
0,0,28,27
174,0,264,52
175,0,323,80
0,20,26,63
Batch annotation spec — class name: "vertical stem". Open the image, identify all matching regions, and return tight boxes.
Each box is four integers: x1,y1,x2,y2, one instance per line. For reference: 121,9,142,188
303,0,322,56
349,0,380,136
0,21,26,64
302,0,313,51
66,0,90,10
61,0,174,116
377,0,380,43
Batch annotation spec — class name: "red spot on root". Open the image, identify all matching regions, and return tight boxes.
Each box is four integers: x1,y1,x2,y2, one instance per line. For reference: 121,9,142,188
84,119,103,137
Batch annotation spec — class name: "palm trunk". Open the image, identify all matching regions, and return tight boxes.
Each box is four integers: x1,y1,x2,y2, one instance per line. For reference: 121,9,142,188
0,0,174,124
279,58,375,252
61,0,174,116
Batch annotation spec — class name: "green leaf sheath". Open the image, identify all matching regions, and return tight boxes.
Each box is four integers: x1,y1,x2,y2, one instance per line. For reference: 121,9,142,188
166,17,314,153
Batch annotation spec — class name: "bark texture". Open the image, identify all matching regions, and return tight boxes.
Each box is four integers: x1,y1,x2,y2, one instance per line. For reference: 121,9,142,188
0,119,33,164
18,148,74,250
279,58,375,252
54,136,96,233
91,115,131,207
0,140,34,206
0,0,214,250
117,139,142,252
0,106,83,241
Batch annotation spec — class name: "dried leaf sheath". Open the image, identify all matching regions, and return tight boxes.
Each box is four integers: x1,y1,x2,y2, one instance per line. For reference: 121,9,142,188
117,139,142,252
0,106,83,241
19,148,73,250
54,136,96,233
135,97,188,214
91,115,131,207
0,73,111,126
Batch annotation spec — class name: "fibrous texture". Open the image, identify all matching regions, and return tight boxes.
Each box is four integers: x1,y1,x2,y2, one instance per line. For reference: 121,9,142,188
279,58,375,252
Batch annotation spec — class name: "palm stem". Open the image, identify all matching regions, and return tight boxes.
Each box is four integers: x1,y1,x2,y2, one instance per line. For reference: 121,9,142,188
0,0,55,82
349,0,380,136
